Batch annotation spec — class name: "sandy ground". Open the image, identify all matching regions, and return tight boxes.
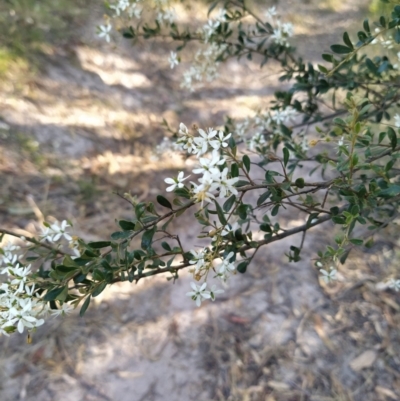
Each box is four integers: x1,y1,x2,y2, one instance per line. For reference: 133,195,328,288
1,1,400,400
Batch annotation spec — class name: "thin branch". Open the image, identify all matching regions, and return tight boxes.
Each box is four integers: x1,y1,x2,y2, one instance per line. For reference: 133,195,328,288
0,228,67,256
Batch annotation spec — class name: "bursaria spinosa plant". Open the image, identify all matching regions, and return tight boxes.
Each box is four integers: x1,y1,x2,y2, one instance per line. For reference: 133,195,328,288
1,0,400,337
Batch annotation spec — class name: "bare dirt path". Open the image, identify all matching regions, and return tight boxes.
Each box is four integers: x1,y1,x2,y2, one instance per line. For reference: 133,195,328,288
2,1,400,400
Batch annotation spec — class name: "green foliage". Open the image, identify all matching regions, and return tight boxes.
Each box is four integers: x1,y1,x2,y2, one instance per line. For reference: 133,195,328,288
3,0,400,327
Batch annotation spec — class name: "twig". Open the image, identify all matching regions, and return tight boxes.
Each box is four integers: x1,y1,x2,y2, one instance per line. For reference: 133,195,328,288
0,228,67,256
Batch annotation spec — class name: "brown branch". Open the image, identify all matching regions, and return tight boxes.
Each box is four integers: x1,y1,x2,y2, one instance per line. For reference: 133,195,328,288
121,204,349,282
0,228,67,256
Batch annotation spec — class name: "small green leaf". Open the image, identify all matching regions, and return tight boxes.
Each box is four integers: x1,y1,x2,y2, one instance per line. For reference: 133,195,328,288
377,185,400,198
260,223,272,232
88,241,111,249
363,19,370,34
215,201,227,225
141,227,156,250
174,188,191,199
157,195,173,209
322,53,334,62
92,282,107,297
387,127,397,150
122,31,134,39
80,296,91,317
283,147,289,167
111,231,132,240
271,204,280,216
242,155,251,173
349,238,363,246
339,250,350,264
223,195,236,212
237,204,248,220
378,131,386,144
118,220,135,231
318,64,328,73
231,163,239,178
161,241,172,251
365,58,378,74
343,32,354,49
44,286,67,302
234,180,250,187
330,44,352,54
257,191,271,206
306,213,319,228
237,261,248,274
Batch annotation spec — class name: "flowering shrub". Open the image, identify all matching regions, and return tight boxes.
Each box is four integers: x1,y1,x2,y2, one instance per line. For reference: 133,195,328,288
1,0,400,337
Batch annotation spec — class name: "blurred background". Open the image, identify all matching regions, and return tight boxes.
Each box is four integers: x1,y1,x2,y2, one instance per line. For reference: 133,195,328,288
1,0,400,400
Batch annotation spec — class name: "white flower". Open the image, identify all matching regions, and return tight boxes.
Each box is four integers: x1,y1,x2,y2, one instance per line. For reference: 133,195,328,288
217,168,239,198
179,123,189,136
1,242,20,257
98,23,112,43
388,278,400,292
10,264,32,293
202,19,220,41
319,268,337,283
164,171,189,192
191,170,220,206
210,131,231,150
52,220,72,241
186,282,211,307
192,150,225,175
191,182,217,207
176,123,198,153
42,220,72,242
50,303,75,317
180,43,226,90
248,132,266,151
6,299,44,334
110,0,129,16
169,51,179,69
220,221,240,236
271,21,294,47
265,6,277,19
394,114,400,128
209,285,224,301
195,128,218,155
128,3,142,18
0,253,19,269
157,9,176,24
215,8,226,24
24,284,36,297
338,136,344,146
189,249,208,273
217,252,236,277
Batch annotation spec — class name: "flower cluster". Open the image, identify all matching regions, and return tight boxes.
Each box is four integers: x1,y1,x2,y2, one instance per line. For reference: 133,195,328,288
200,8,227,43
186,282,223,307
164,123,246,304
181,43,227,91
41,220,72,243
0,238,77,336
40,220,80,258
265,7,294,47
168,123,238,206
372,27,395,50
0,262,46,335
